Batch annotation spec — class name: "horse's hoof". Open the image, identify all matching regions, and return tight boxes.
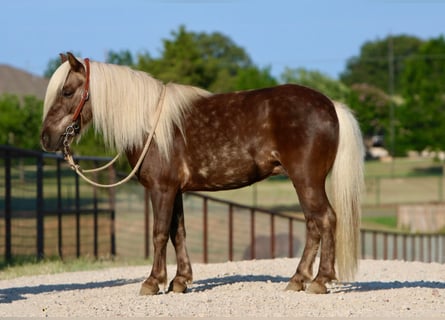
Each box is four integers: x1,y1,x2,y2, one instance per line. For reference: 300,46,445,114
285,280,305,292
168,279,188,293
139,281,160,295
306,281,327,294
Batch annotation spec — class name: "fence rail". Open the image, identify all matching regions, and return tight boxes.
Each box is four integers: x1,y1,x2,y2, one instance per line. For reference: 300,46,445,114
1,145,444,265
186,191,305,262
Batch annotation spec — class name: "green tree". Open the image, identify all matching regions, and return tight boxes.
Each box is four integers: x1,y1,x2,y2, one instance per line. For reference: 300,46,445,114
43,57,62,78
136,25,253,92
397,35,445,153
0,94,43,150
346,84,394,140
281,67,350,101
340,35,423,95
230,66,277,91
105,50,134,66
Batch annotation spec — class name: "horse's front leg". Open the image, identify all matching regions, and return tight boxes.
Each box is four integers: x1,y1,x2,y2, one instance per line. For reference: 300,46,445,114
168,191,193,293
139,187,176,295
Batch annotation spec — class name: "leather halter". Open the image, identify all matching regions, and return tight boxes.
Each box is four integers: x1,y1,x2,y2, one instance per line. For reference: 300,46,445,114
62,58,90,157
72,58,90,122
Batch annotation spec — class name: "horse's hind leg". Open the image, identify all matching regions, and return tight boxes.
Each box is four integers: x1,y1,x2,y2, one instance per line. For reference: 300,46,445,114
168,192,193,293
286,173,337,294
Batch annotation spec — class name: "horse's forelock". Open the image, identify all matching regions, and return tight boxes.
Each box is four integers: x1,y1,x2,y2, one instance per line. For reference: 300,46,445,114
43,61,71,120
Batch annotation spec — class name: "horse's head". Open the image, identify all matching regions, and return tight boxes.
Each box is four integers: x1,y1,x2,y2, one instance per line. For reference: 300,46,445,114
40,52,92,153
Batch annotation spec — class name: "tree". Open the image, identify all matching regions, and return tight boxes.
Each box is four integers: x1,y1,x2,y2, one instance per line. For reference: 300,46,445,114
397,36,445,153
229,66,277,91
281,67,350,101
346,84,394,140
136,25,253,92
43,57,62,78
0,94,43,150
105,50,134,66
340,35,423,95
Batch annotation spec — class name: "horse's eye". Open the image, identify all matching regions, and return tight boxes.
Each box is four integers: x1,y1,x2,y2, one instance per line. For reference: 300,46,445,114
62,90,74,98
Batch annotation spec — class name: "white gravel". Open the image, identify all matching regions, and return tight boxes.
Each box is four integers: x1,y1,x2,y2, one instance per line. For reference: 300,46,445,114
0,258,444,318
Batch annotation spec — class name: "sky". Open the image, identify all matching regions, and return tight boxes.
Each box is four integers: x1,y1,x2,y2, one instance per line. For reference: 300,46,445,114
1,0,444,80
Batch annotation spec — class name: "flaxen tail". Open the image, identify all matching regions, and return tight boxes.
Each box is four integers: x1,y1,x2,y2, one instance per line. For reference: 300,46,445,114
331,101,365,281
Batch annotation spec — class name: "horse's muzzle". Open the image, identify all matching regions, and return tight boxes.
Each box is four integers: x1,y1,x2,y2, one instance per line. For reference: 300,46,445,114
40,129,62,152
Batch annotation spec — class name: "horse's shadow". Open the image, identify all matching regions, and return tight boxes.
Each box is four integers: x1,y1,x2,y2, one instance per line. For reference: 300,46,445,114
190,274,445,294
190,274,289,292
336,280,445,293
1,274,444,303
0,278,143,304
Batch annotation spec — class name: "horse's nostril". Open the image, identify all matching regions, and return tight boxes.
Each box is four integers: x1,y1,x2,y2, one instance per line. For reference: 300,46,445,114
41,132,50,150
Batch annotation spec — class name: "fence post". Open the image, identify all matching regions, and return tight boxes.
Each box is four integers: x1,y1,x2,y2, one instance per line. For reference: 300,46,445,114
403,234,407,261
4,148,11,262
383,233,388,260
270,215,275,259
56,158,63,259
108,166,116,257
228,204,233,261
36,154,44,260
75,172,80,258
288,217,293,258
392,234,397,260
203,197,208,263
427,235,432,263
250,208,255,260
93,161,99,259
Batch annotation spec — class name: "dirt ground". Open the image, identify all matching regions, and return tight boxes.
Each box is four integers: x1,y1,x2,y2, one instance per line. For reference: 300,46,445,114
0,258,444,318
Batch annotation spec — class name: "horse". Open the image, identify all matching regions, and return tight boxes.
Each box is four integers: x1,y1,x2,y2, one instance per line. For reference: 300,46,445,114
41,52,364,295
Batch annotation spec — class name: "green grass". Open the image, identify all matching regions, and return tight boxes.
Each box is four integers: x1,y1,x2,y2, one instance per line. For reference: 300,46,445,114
365,157,443,177
0,255,149,280
362,215,398,229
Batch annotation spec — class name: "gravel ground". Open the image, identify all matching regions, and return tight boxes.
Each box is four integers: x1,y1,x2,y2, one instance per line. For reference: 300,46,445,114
0,258,444,318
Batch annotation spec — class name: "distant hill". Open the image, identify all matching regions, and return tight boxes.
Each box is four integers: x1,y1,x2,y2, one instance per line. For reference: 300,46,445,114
0,65,48,100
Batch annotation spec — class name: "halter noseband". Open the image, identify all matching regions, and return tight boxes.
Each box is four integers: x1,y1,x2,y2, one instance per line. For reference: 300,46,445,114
62,58,91,157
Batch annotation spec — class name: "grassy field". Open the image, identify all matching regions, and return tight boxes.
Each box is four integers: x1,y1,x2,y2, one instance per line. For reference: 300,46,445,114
0,255,148,280
200,157,444,216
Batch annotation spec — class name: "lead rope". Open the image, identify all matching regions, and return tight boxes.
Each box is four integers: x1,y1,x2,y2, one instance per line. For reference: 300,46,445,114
64,84,167,188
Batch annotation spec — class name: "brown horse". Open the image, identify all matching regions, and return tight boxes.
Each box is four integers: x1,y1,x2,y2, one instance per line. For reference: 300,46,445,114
41,53,364,295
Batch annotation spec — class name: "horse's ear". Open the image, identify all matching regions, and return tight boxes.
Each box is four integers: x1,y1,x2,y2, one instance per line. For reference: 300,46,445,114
59,53,68,63
67,52,84,73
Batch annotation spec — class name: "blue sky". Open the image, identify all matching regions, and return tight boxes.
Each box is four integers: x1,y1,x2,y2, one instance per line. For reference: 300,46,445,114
1,0,444,80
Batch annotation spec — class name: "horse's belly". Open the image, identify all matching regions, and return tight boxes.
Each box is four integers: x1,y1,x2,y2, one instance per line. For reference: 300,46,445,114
181,149,284,192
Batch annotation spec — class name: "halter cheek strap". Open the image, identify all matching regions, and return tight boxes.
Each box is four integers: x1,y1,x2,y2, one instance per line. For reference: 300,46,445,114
72,58,91,122
62,58,90,158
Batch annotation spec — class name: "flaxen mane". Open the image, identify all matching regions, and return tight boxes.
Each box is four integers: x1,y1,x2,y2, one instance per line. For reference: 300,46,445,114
44,60,211,160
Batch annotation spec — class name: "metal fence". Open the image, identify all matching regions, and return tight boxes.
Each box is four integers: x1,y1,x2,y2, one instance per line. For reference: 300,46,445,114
0,145,116,261
1,145,444,264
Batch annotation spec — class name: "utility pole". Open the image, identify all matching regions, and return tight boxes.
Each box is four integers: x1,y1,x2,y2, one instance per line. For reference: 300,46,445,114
388,34,395,177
